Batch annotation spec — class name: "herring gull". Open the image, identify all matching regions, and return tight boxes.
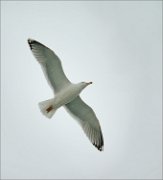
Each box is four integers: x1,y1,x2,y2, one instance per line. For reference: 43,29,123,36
28,39,104,151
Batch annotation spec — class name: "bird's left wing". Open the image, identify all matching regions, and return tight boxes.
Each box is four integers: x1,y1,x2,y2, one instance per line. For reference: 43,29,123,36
65,96,104,151
28,39,71,92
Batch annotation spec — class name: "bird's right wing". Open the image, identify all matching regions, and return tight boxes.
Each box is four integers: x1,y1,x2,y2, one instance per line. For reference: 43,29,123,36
28,39,71,92
65,96,104,151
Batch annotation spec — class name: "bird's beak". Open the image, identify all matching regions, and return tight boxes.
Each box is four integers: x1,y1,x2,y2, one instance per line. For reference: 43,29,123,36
86,82,93,85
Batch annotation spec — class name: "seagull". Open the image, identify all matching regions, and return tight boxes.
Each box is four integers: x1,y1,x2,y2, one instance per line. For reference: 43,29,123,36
28,39,104,151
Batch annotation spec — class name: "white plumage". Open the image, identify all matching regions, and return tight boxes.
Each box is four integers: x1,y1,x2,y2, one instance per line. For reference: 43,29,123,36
28,38,104,151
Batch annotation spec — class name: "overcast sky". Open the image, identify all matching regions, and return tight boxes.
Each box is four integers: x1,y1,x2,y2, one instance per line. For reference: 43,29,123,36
1,1,162,179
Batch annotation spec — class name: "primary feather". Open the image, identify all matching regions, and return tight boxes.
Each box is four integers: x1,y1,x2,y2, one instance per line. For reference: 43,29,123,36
65,96,104,151
28,39,70,92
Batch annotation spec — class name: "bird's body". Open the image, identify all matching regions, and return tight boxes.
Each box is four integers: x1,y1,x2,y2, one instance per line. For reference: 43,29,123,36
28,38,104,151
53,83,84,108
54,82,91,108
39,82,92,118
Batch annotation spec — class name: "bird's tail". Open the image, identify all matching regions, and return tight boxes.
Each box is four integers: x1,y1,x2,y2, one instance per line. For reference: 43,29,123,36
38,98,56,119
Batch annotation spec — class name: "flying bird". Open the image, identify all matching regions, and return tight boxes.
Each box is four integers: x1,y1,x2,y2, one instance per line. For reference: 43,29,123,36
28,39,104,151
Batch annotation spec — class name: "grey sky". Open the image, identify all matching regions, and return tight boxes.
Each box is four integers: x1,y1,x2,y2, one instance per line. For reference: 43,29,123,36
1,1,162,179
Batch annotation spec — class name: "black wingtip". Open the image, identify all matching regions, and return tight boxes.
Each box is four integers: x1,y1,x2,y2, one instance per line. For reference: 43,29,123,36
27,38,34,50
27,38,49,51
92,134,104,151
98,146,104,151
27,38,35,43
93,143,104,152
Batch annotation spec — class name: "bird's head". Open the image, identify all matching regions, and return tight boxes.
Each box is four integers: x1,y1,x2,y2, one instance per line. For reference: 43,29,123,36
80,81,93,88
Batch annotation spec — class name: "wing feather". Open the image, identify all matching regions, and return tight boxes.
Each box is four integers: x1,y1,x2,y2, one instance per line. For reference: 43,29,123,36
65,96,104,151
28,39,70,92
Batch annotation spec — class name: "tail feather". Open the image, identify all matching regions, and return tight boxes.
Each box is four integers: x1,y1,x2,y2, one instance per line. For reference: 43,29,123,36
38,98,56,119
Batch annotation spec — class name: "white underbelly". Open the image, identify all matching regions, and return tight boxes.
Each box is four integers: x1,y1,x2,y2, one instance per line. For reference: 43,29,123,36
53,85,80,108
